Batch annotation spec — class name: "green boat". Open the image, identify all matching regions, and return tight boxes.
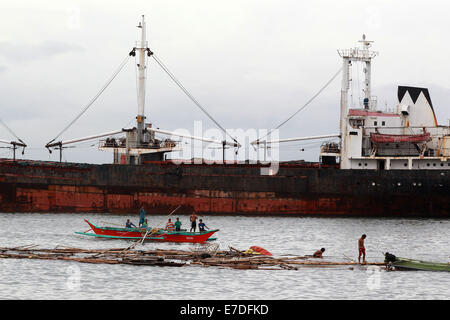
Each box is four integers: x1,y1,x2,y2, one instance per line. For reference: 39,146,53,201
384,252,450,272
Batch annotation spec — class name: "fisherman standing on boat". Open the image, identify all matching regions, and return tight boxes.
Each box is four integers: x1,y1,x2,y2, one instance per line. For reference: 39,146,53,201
358,234,367,264
126,219,137,228
190,211,198,232
174,218,182,231
165,218,175,231
198,219,209,232
139,205,146,227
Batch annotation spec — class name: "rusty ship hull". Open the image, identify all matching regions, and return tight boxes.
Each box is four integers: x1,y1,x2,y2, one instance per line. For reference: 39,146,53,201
0,159,449,217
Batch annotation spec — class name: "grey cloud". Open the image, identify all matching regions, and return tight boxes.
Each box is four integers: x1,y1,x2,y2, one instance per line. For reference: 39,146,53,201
0,41,84,62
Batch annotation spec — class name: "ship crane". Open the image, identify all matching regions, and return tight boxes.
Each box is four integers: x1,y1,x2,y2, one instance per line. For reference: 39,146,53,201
0,119,27,161
45,15,238,163
0,139,27,161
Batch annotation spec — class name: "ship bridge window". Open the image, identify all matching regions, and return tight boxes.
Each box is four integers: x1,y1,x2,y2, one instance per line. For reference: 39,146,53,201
374,121,378,126
382,121,385,126
349,119,365,128
349,131,358,135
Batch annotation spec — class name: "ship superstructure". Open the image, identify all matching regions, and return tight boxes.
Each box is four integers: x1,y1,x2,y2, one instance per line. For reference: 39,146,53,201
321,35,450,170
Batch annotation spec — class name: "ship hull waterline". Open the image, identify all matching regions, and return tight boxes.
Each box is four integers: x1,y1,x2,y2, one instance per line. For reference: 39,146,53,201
0,159,449,217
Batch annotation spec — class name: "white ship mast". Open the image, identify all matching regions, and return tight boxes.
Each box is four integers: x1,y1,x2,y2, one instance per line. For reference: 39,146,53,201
136,15,148,145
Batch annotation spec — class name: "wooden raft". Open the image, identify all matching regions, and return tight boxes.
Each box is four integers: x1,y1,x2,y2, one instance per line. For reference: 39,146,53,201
0,245,386,270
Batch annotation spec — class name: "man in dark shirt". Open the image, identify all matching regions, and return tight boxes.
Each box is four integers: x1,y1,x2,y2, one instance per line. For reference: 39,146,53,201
126,219,137,228
198,219,209,232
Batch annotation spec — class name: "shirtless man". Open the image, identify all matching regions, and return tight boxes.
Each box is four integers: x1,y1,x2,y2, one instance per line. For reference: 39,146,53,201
358,234,367,264
190,211,198,232
313,248,325,258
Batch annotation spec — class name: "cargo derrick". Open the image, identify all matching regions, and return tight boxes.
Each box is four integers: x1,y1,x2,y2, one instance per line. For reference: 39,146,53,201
45,16,238,165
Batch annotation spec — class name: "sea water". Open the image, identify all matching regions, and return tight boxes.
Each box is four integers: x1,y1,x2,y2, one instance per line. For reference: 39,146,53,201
0,213,449,299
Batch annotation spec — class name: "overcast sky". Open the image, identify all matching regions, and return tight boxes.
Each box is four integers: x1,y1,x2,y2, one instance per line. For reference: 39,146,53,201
1,0,450,164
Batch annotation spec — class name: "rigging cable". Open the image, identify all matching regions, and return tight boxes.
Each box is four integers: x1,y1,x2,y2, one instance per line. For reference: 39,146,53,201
151,54,238,145
255,67,342,143
47,54,131,145
0,118,26,145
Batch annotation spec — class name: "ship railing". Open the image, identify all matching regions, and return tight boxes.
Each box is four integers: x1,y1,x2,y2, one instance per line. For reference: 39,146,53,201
320,142,340,154
99,138,177,149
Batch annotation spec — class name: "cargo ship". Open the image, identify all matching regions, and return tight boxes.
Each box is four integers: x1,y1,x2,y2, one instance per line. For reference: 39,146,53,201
0,17,449,216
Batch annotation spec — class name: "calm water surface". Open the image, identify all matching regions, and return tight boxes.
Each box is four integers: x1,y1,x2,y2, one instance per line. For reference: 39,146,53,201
0,213,449,299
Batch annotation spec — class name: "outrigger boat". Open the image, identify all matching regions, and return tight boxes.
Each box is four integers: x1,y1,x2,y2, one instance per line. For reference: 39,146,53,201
75,219,219,243
384,252,450,272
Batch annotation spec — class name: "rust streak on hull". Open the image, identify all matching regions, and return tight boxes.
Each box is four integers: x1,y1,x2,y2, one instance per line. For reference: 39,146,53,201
0,159,449,216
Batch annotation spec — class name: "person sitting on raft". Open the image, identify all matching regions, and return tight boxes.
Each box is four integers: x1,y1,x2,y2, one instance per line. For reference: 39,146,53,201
198,219,209,232
313,248,325,258
165,218,175,231
125,219,137,228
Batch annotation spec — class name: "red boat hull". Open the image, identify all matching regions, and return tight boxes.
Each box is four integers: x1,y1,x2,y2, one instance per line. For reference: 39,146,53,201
83,219,218,243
